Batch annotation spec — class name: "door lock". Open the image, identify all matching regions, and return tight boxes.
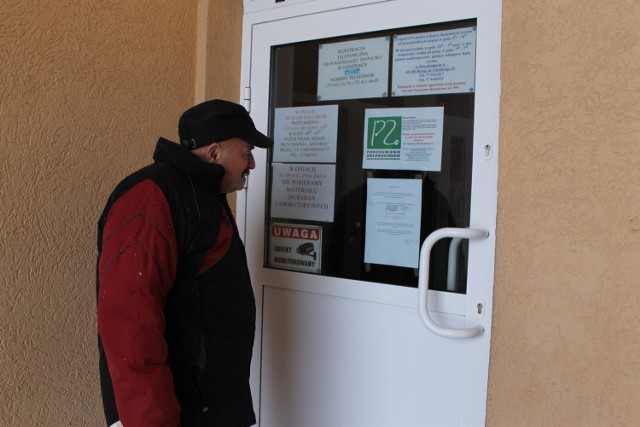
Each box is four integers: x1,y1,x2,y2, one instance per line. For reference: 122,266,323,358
483,142,493,160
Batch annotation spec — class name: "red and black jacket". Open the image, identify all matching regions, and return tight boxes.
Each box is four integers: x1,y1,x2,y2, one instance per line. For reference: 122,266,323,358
97,138,256,427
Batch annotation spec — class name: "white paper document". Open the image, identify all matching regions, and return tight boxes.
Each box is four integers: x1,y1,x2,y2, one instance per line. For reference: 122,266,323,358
273,105,339,163
317,36,390,101
270,163,336,222
364,178,422,268
392,27,477,96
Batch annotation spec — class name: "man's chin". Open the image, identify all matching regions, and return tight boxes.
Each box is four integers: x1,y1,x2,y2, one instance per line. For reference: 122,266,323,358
234,181,247,192
221,182,245,193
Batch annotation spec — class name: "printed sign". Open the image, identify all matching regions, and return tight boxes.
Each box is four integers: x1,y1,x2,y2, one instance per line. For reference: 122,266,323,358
270,163,336,222
317,36,390,101
268,222,322,273
364,178,422,269
392,27,477,96
273,105,339,163
362,107,444,171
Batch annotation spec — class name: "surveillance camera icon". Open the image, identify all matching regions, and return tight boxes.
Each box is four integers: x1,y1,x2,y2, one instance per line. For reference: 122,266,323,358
296,242,317,261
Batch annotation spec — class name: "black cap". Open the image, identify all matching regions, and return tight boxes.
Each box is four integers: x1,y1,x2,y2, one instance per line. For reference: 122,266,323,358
178,99,273,150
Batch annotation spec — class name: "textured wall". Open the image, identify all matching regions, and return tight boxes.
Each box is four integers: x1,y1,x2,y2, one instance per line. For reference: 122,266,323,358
0,0,197,424
489,0,640,425
204,0,242,102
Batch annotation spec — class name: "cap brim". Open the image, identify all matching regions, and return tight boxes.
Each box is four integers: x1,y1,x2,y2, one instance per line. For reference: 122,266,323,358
239,130,274,149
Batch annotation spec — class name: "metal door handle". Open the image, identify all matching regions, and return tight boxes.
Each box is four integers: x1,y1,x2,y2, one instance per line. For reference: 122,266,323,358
418,227,489,339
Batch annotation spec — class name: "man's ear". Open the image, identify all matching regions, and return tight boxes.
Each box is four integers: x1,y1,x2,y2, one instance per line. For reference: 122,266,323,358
205,142,222,164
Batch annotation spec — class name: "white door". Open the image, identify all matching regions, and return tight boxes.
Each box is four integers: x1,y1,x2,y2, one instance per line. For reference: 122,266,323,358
238,1,501,426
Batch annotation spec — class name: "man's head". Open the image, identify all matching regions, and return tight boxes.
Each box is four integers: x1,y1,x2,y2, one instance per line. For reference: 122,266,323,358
193,138,255,193
178,99,273,193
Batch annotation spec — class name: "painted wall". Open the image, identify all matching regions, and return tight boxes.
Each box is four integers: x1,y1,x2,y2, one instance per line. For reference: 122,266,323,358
0,0,244,424
0,1,199,424
1,0,639,425
488,0,640,425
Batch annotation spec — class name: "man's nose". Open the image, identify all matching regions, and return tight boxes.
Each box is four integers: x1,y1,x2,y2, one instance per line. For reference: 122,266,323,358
248,153,256,169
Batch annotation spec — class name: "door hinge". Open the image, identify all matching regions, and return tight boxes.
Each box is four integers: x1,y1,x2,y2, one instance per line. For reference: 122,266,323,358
243,87,251,112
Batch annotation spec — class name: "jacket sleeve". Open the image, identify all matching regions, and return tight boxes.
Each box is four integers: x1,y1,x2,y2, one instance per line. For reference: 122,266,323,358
97,179,181,427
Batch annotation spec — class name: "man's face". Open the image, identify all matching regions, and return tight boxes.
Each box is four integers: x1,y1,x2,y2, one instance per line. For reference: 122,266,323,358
214,138,256,193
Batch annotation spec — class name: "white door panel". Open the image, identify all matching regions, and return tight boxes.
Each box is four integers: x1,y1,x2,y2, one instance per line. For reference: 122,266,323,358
261,286,466,427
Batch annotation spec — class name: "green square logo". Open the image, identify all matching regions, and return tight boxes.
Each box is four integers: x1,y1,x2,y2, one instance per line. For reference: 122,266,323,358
367,116,402,149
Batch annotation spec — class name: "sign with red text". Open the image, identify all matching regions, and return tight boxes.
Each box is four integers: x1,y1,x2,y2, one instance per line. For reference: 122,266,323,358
274,105,339,163
271,163,336,222
268,222,323,273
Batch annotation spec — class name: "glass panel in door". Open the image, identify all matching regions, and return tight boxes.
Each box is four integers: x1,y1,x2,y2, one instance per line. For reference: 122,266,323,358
264,20,477,293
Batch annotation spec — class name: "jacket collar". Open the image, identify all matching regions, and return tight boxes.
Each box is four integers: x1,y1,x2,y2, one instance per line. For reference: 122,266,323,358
153,137,225,192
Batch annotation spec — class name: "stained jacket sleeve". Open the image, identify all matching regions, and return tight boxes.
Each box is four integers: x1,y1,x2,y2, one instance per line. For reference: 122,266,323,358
97,179,181,427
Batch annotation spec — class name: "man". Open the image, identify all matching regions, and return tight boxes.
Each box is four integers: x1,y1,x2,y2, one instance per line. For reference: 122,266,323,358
96,99,273,427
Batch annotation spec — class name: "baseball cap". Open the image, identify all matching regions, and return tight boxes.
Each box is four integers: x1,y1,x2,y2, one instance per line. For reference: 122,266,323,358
178,99,273,150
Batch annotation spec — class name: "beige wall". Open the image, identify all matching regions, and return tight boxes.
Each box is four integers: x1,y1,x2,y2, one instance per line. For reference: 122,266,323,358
1,0,639,426
0,1,243,424
488,0,640,425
